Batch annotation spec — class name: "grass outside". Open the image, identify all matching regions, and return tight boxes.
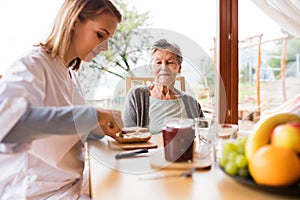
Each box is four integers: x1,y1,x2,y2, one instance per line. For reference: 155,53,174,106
195,77,300,121
239,77,300,113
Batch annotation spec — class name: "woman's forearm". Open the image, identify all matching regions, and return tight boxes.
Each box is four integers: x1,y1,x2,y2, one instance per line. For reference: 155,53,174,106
3,106,99,143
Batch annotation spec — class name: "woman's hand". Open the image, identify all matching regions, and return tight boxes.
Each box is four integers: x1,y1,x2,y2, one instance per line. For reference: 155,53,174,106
96,108,123,139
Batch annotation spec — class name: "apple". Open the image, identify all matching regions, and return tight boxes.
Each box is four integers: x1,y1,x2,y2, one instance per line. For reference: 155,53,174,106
271,121,300,153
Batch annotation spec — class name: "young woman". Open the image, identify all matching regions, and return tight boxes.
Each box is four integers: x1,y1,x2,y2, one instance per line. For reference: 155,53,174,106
0,0,122,198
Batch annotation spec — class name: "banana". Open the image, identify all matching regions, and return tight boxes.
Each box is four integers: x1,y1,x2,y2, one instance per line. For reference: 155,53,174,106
245,113,300,162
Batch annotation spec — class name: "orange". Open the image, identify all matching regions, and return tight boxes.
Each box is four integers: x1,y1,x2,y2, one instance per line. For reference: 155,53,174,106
249,145,300,186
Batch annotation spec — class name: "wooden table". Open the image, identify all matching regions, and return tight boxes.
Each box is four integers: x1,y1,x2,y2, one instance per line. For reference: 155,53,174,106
87,136,298,200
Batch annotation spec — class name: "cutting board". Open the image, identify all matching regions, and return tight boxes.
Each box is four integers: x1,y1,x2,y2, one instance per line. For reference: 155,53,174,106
108,140,158,150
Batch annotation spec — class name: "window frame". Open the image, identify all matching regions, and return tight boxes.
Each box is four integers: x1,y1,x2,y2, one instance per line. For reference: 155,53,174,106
216,0,239,124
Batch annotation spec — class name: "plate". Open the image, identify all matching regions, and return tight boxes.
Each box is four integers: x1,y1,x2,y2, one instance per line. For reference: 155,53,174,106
151,151,211,170
219,165,300,197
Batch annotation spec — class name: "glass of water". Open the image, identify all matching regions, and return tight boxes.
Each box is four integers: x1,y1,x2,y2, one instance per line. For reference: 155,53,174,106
194,117,214,158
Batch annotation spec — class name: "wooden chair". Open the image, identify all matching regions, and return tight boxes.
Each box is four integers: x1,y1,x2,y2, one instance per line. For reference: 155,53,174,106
125,76,186,94
125,76,214,117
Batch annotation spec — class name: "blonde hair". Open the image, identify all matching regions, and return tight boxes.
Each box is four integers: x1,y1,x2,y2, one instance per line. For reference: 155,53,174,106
39,0,122,70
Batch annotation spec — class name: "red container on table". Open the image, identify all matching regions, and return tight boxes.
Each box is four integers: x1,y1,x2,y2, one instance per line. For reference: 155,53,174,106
162,118,194,162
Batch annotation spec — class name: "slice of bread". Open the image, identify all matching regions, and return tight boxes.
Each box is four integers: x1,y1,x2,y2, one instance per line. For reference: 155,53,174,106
115,131,152,143
121,127,148,133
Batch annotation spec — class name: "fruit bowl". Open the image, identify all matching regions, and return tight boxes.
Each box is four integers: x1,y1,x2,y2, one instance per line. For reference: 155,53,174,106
218,164,300,197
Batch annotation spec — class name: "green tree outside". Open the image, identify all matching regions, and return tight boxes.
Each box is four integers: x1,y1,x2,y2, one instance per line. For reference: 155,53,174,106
79,0,152,96
269,31,300,78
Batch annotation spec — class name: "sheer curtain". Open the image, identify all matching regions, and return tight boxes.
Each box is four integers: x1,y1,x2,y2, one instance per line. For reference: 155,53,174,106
252,0,300,38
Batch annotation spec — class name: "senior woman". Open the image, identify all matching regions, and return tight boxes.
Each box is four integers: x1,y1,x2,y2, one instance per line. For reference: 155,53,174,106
123,39,204,134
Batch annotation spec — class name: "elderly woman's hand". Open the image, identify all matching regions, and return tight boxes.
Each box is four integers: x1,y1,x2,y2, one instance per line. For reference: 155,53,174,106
96,108,123,138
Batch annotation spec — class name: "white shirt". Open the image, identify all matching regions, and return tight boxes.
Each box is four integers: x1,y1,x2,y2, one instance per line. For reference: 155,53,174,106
0,47,92,199
149,96,188,134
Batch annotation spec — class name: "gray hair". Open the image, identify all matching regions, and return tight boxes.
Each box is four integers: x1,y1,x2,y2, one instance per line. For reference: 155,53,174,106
150,39,183,65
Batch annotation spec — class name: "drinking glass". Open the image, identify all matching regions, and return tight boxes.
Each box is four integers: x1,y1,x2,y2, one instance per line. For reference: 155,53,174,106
215,123,238,159
194,117,214,159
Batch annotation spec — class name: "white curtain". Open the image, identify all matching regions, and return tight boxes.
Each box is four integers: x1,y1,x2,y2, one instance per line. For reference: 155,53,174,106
251,0,300,38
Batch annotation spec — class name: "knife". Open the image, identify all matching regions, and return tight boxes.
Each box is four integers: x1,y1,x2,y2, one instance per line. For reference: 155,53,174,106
115,149,149,159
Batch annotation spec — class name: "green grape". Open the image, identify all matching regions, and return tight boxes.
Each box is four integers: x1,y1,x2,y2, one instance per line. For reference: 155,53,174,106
235,137,248,154
237,168,250,178
235,137,248,147
225,162,238,176
236,146,245,155
219,156,228,167
219,137,250,178
227,151,238,161
222,142,237,157
234,154,248,168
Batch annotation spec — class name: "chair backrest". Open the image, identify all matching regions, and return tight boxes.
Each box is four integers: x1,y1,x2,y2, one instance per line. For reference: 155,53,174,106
125,76,185,94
